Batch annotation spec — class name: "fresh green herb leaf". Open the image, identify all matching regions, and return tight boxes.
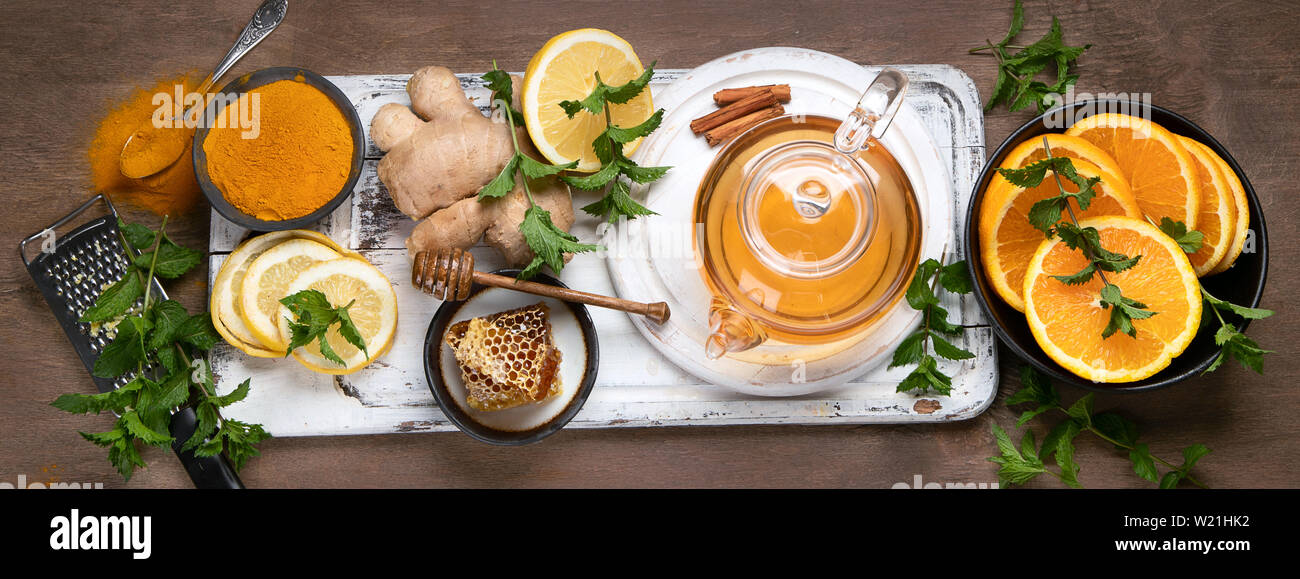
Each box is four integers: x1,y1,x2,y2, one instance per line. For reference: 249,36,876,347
1202,289,1274,320
478,155,521,200
561,159,622,191
79,271,143,323
1099,283,1157,338
988,424,1049,486
1157,217,1204,254
974,2,1090,114
481,66,525,126
120,410,173,446
996,365,1211,488
891,259,973,395
519,205,602,279
281,290,367,366
133,242,202,279
518,154,579,180
937,261,974,294
91,316,149,378
117,219,157,250
1129,443,1160,483
580,180,657,223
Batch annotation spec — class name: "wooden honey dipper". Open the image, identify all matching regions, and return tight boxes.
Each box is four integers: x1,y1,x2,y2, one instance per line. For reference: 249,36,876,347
412,248,671,325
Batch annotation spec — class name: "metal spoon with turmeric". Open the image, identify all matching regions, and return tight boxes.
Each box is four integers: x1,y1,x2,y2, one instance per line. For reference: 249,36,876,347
118,0,288,179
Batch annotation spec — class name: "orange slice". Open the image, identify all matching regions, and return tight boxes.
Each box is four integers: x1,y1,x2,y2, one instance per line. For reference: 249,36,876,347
1176,136,1237,276
979,159,1142,312
988,133,1129,195
1065,113,1200,229
1023,216,1202,383
1203,147,1250,276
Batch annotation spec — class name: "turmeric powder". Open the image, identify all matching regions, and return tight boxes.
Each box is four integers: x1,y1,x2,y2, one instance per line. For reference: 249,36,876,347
202,78,354,221
88,74,204,216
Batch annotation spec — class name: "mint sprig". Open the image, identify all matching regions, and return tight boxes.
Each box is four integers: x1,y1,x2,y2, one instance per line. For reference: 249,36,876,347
280,289,368,367
989,366,1211,488
478,62,599,280
971,0,1091,114
556,65,670,223
889,258,975,396
52,217,266,480
1201,288,1274,374
999,139,1153,338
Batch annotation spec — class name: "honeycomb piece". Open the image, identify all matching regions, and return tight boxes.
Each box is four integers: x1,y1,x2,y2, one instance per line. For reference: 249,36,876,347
444,303,562,412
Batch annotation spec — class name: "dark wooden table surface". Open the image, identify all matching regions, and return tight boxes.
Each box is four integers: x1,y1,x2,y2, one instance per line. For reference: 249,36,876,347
2,0,1296,488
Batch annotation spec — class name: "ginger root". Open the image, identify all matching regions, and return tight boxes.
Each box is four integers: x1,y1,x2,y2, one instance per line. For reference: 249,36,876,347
372,66,574,266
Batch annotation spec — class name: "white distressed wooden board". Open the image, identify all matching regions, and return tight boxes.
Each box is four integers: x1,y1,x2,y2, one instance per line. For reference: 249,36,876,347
208,65,997,437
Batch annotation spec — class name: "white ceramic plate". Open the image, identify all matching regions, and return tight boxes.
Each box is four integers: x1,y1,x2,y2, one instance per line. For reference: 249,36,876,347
611,47,952,396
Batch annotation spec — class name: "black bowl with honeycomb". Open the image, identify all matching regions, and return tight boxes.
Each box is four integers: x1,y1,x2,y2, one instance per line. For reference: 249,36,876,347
423,270,600,445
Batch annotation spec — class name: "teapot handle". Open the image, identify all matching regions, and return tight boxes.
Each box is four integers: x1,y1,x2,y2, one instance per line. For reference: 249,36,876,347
833,67,909,154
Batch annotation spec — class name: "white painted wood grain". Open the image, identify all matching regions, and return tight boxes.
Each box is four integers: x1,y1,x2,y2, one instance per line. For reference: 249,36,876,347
208,66,996,437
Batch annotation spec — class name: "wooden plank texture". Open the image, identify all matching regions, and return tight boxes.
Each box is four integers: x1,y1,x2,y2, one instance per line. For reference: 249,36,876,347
2,0,1297,488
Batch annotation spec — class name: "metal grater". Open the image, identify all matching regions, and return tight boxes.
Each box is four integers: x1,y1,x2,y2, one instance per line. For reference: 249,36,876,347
22,194,243,488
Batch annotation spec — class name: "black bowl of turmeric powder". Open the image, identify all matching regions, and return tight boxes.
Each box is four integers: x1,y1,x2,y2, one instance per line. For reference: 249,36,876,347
194,67,363,231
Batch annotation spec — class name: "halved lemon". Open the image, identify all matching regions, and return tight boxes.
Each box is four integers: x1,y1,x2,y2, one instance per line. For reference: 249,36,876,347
1176,136,1237,277
522,28,655,172
276,258,398,375
1065,113,1201,229
238,238,342,350
211,230,347,357
1023,216,1202,383
979,158,1142,312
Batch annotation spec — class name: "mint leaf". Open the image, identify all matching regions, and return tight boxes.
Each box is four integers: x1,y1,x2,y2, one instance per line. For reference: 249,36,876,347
478,154,521,200
931,333,974,361
518,205,601,278
606,109,664,143
120,410,173,446
561,159,622,191
888,331,928,368
117,219,157,251
1203,289,1274,320
134,242,201,279
79,271,143,323
279,290,369,366
1100,283,1156,338
1129,443,1160,483
175,313,220,351
517,155,578,180
1157,217,1204,254
938,261,974,294
91,316,149,378
580,180,656,224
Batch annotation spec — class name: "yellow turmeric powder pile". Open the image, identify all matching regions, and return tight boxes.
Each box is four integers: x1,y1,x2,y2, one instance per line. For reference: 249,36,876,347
88,74,204,216
202,78,354,221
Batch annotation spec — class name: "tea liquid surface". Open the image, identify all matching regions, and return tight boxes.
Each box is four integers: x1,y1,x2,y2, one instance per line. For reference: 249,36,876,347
695,115,923,344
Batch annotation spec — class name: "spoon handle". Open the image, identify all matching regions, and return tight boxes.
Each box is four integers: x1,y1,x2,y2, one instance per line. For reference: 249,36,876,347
196,0,289,97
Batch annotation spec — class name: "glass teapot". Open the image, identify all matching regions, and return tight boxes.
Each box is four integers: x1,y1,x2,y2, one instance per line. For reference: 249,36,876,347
693,68,924,359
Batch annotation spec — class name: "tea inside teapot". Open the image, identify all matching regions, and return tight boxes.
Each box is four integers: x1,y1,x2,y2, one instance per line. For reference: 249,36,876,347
694,114,923,358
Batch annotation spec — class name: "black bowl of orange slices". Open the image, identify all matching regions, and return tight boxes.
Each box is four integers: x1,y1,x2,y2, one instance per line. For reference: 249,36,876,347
965,100,1269,392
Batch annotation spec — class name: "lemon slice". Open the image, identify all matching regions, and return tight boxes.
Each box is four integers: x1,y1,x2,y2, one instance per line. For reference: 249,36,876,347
276,258,398,375
238,238,342,350
212,230,347,357
522,28,655,172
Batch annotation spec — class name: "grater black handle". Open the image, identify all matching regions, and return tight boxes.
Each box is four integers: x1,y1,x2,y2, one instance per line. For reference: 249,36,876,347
169,406,245,489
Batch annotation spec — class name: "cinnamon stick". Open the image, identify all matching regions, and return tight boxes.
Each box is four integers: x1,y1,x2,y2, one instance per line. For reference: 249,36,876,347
705,104,784,147
690,88,779,134
713,84,792,105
